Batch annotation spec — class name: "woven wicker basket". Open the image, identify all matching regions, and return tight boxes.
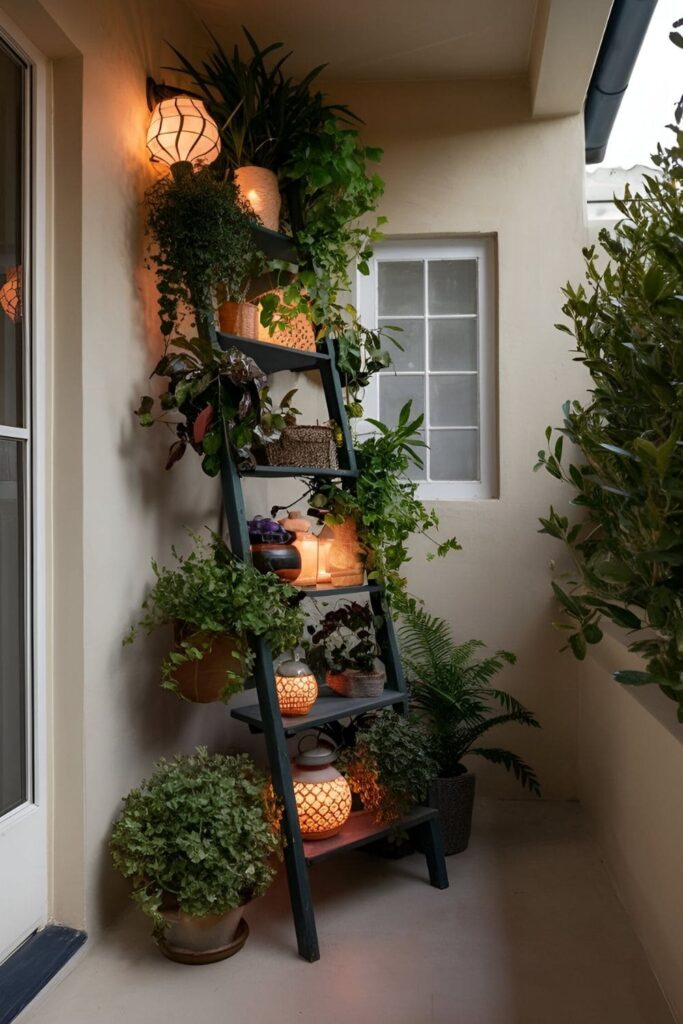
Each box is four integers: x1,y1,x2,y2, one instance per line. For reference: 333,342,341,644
234,166,281,231
326,666,386,699
218,301,259,339
264,425,339,469
257,291,316,352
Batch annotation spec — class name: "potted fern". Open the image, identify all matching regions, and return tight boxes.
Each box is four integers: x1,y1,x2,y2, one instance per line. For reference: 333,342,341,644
110,748,280,962
399,609,541,854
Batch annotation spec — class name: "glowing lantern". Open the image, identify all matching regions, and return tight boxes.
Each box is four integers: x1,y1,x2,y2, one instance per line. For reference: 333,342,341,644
0,266,22,323
292,738,352,841
278,511,318,587
275,655,318,717
234,166,281,230
146,95,221,171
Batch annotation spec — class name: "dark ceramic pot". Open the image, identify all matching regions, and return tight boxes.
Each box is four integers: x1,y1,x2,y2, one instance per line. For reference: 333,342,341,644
250,543,301,581
428,772,476,855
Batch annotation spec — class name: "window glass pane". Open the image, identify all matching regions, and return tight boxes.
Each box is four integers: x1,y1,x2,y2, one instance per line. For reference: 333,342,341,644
0,43,24,428
379,318,424,372
429,374,478,427
0,438,26,815
428,259,477,315
378,374,426,479
429,429,479,481
429,318,478,371
378,261,424,316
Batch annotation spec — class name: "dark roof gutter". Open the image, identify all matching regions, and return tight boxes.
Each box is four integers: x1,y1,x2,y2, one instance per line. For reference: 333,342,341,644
584,0,658,163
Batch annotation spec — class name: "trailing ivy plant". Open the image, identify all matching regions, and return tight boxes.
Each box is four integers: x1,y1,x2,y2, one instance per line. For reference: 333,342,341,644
535,120,683,718
337,710,436,825
110,747,281,935
135,337,299,474
309,403,461,608
146,164,262,340
125,532,304,700
400,608,541,793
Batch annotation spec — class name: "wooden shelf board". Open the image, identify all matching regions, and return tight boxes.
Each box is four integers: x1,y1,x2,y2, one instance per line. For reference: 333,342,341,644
251,224,298,264
242,465,357,480
218,332,329,375
304,807,438,864
231,685,406,736
298,583,381,599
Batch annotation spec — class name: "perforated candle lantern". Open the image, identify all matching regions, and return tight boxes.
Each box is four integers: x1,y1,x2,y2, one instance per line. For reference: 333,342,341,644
0,266,22,323
292,738,352,841
146,95,221,172
275,655,318,717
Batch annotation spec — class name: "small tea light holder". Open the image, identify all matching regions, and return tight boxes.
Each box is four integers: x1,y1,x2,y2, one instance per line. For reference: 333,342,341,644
275,654,318,717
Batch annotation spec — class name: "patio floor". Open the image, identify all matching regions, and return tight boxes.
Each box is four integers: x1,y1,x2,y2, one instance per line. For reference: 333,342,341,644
18,801,673,1024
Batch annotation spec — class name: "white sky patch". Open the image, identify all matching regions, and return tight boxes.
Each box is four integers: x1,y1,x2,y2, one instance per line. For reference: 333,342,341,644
599,0,682,168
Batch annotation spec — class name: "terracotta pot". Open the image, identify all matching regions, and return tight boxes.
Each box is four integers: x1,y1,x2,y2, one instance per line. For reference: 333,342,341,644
250,543,301,582
158,903,249,964
234,165,281,230
428,771,476,855
218,300,259,339
171,625,246,703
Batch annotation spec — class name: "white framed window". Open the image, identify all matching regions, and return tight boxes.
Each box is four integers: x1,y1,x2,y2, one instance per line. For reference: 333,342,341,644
357,237,498,500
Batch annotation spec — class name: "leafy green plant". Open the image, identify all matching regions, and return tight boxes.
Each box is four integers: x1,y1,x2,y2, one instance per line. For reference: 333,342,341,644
306,601,382,675
309,403,461,607
125,532,304,700
110,747,280,935
337,710,437,824
145,165,262,340
535,123,683,717
135,336,299,474
399,608,541,794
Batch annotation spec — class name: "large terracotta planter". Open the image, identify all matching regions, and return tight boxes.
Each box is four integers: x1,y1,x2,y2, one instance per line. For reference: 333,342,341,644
172,625,246,703
218,300,259,339
234,165,281,230
428,771,476,855
158,903,249,964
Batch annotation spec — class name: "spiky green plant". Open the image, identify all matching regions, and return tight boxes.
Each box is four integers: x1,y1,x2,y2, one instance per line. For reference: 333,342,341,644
399,608,541,794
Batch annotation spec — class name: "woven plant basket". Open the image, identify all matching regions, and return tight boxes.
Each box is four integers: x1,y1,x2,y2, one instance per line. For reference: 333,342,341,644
326,666,386,699
218,301,259,340
257,291,316,352
234,166,281,231
264,425,339,469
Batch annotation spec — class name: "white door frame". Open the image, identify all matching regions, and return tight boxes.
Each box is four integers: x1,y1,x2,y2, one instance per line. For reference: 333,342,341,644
0,14,48,964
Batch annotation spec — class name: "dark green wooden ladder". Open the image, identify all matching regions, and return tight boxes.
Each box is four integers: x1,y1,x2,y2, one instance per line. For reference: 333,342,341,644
219,227,448,962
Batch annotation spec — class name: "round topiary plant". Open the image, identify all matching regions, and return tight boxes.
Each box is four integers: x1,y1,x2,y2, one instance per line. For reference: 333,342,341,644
110,747,281,936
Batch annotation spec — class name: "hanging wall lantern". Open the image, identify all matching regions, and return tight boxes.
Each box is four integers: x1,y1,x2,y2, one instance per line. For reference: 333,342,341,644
275,654,318,717
292,737,352,841
0,266,22,323
146,90,221,172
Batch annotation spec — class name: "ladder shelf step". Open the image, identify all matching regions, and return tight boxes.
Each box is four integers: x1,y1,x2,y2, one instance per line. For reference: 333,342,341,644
304,808,438,864
231,685,407,736
251,224,298,264
298,583,382,599
217,332,330,375
241,465,357,479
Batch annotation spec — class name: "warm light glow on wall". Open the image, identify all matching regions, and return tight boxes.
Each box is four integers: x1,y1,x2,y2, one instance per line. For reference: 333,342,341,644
146,95,221,169
0,266,22,323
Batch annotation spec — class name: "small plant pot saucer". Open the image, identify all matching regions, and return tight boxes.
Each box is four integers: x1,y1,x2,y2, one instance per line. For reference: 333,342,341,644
157,916,249,965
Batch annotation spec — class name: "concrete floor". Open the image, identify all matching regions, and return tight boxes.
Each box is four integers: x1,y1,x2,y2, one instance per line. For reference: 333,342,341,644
18,802,674,1024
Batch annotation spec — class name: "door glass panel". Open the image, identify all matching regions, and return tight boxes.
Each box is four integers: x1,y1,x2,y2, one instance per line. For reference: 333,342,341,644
429,429,479,481
378,318,425,371
429,318,478,371
428,259,477,315
378,261,425,316
429,374,479,427
0,438,26,815
0,43,24,428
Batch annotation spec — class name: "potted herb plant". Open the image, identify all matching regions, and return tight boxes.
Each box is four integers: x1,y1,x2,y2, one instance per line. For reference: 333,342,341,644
125,533,304,703
307,601,386,698
337,710,436,825
145,164,262,341
399,608,541,855
310,403,461,609
110,747,280,963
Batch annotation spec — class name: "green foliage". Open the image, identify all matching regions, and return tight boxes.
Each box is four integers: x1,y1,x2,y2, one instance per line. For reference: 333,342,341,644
306,601,382,674
310,403,461,607
145,165,261,338
399,608,541,794
338,710,437,824
135,337,299,474
168,28,354,172
125,532,304,700
536,126,683,717
110,747,280,934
